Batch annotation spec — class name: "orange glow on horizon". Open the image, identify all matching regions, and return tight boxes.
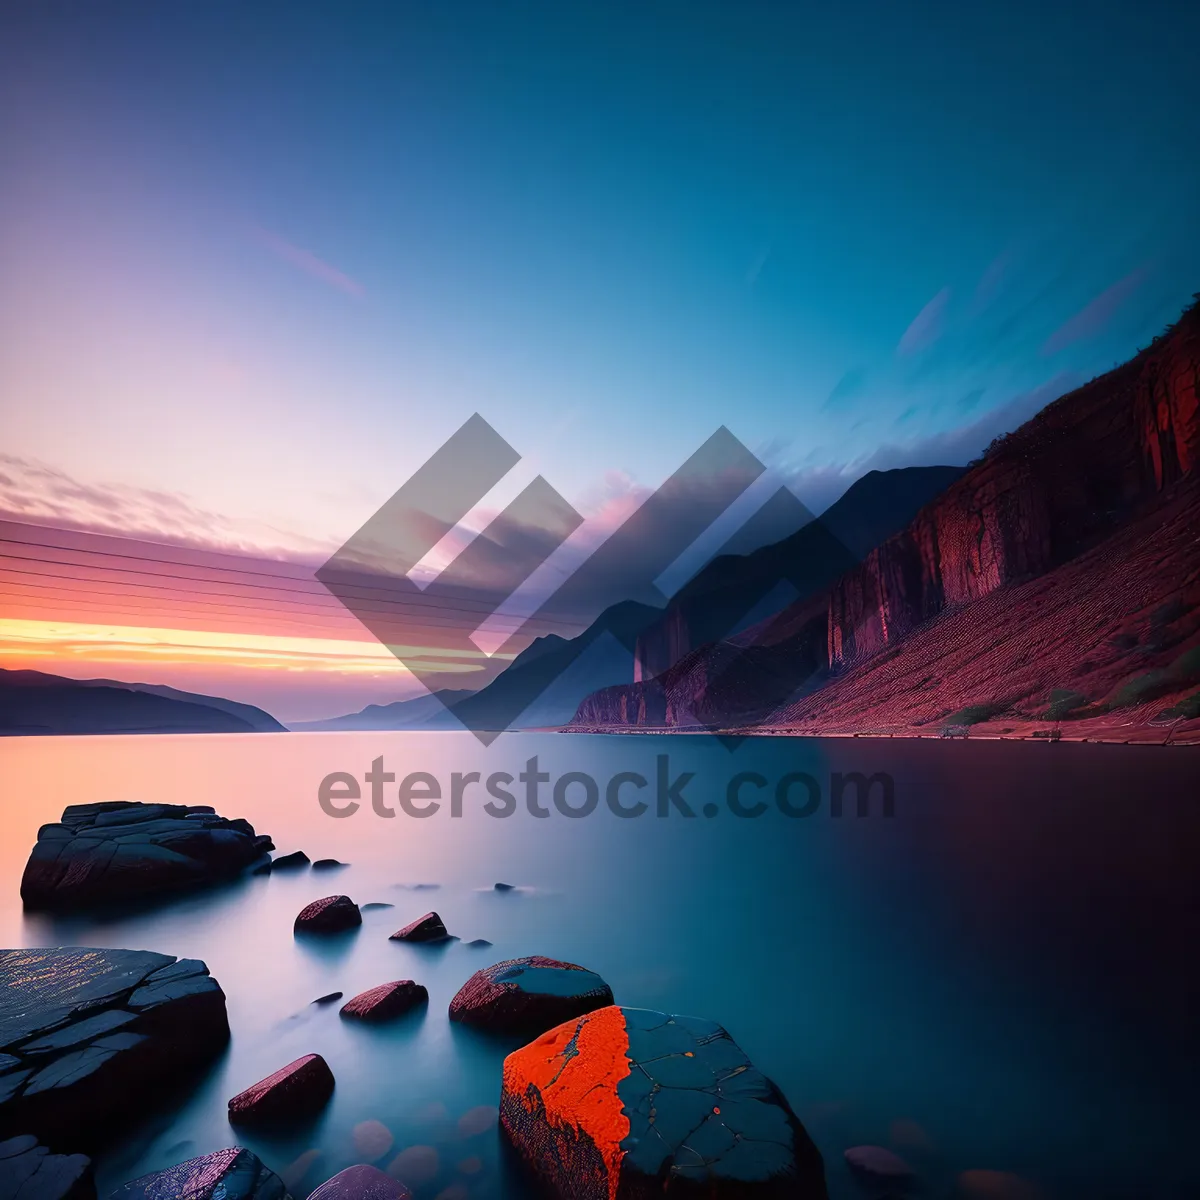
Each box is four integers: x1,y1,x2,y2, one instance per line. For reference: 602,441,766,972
0,618,509,677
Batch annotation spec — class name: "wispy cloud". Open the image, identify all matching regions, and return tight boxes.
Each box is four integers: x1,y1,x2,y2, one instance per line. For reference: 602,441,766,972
897,286,951,355
0,454,330,559
253,227,366,298
1042,267,1148,356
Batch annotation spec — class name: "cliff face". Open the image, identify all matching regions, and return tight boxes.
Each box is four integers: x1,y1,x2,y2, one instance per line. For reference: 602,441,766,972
573,301,1200,731
830,309,1198,670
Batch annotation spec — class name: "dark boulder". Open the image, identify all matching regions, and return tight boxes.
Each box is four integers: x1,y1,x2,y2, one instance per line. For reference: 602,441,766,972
501,1006,828,1199
312,859,347,871
21,802,273,910
308,1165,410,1199
0,1135,94,1200
339,982,428,1023
106,1146,290,1199
450,956,612,1035
0,949,229,1151
294,897,361,934
270,852,311,870
312,993,343,1006
493,883,516,892
388,913,449,943
228,1054,335,1127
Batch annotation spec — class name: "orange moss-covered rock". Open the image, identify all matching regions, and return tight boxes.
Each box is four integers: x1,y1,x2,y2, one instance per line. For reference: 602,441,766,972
501,1006,827,1199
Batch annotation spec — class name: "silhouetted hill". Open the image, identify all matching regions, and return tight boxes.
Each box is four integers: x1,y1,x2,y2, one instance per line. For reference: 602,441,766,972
289,688,476,731
0,669,284,735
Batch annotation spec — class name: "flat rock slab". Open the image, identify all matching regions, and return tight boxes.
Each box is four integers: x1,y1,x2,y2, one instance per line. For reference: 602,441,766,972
106,1146,290,1199
0,1135,94,1200
294,896,361,934
308,1165,410,1199
340,981,427,1023
451,957,613,1035
228,1054,335,1127
21,802,273,910
0,948,228,1150
388,913,449,943
312,860,347,871
501,1006,828,1199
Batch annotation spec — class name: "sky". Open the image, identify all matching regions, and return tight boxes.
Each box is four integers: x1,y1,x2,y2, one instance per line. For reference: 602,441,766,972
1,0,1199,720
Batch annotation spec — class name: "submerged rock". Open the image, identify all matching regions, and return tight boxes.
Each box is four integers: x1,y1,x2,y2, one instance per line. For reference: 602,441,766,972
0,1135,94,1200
844,1145,913,1180
20,802,273,910
312,993,343,1006
340,981,428,1023
106,1146,290,1199
501,1006,827,1199
388,912,450,943
228,1054,335,1127
493,883,516,892
312,859,347,871
0,948,229,1150
294,896,361,934
450,956,612,1035
308,1165,410,1199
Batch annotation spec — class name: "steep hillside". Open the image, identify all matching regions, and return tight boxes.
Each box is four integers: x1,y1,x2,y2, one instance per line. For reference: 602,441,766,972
572,300,1200,741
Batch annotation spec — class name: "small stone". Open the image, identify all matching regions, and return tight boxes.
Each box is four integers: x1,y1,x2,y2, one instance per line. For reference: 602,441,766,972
493,882,516,892
295,895,362,934
340,981,428,1022
362,902,394,911
312,992,344,1005
310,1165,410,1199
845,1145,913,1179
228,1053,335,1126
465,939,493,948
352,1119,394,1161
389,912,450,942
272,851,311,870
385,1146,438,1187
449,956,613,1034
312,858,348,870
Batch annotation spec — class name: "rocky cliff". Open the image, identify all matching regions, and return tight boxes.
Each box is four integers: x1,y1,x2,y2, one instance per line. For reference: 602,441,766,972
573,300,1200,736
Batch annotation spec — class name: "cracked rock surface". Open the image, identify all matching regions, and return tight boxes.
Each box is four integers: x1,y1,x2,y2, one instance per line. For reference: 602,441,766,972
21,802,273,910
105,1146,290,1199
339,981,427,1022
308,1165,411,1199
294,896,361,934
450,957,613,1035
501,1005,827,1199
0,1135,94,1200
388,913,450,943
228,1054,335,1127
0,948,229,1151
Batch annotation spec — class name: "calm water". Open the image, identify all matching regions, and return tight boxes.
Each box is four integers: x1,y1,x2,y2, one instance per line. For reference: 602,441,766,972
0,732,1197,1199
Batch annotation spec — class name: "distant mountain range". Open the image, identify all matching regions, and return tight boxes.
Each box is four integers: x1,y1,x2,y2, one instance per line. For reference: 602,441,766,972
288,688,476,731
572,300,1200,743
0,669,284,736
446,464,963,733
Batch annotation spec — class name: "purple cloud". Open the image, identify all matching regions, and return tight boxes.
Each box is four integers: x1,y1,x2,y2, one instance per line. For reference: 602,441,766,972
1041,267,1148,356
253,227,366,298
897,286,951,355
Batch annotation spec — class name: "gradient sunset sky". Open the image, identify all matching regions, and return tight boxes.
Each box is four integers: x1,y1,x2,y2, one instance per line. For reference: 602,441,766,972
2,0,1199,720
